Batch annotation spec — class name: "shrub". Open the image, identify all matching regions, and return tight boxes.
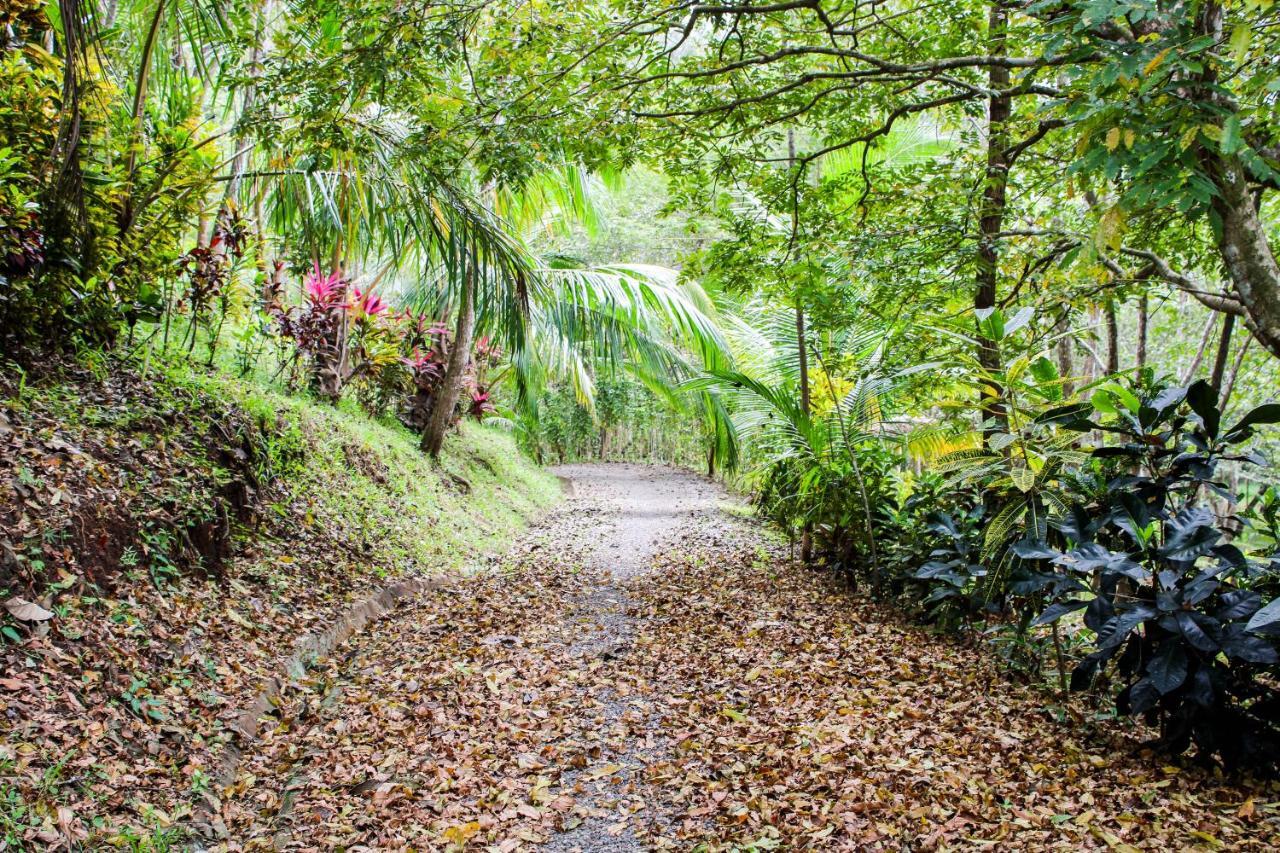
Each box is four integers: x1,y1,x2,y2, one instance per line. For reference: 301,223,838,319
268,265,398,403
773,307,1280,771
175,206,251,357
1017,379,1280,770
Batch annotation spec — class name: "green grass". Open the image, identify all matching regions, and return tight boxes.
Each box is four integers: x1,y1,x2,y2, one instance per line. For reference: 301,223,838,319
155,325,562,568
150,352,563,576
2,345,561,603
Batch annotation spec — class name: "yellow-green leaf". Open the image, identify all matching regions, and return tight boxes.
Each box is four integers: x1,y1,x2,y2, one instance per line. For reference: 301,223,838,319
1143,47,1171,76
1230,24,1252,63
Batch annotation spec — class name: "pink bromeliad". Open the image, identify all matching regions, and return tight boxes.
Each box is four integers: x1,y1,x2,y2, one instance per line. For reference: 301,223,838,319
303,263,348,309
351,286,389,319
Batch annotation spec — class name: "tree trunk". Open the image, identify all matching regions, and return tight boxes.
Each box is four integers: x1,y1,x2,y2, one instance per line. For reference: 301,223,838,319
1182,313,1219,384
1191,2,1280,358
796,305,811,416
1208,156,1280,358
1219,334,1251,411
1136,294,1149,370
421,269,476,457
1055,311,1075,398
797,301,813,563
223,0,268,205
975,1,1011,441
788,127,815,564
1209,313,1236,397
787,128,812,419
1104,297,1119,375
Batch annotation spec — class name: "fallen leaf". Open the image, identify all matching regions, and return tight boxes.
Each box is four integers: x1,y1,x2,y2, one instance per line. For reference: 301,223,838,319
5,597,53,622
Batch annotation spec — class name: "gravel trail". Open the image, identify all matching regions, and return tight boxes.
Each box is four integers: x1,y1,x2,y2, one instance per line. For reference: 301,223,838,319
540,465,724,852
215,463,748,850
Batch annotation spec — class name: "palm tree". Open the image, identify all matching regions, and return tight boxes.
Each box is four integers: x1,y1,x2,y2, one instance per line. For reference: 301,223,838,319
686,302,937,567
401,167,735,459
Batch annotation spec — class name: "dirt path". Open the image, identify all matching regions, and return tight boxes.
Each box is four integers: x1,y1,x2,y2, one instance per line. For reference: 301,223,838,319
540,465,725,852
212,464,1277,851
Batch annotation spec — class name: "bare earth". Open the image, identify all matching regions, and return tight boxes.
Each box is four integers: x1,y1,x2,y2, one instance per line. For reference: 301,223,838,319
212,464,1279,850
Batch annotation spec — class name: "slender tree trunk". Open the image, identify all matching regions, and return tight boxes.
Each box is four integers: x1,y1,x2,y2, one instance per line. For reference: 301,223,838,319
421,268,476,457
1182,313,1219,384
1080,305,1102,382
1209,313,1236,396
796,305,811,415
787,128,812,417
224,0,268,206
797,305,813,563
788,127,815,563
976,1,1011,442
1104,297,1119,375
1136,294,1149,370
1055,311,1075,397
100,0,119,28
1220,335,1251,411
47,1,92,281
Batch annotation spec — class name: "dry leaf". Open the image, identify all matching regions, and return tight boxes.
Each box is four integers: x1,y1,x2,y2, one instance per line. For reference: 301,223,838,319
5,596,53,622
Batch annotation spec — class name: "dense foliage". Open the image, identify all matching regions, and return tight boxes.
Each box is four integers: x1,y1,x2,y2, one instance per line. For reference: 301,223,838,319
727,307,1280,771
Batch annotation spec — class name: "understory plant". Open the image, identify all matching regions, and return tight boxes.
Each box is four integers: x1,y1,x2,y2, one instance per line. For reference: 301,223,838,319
895,374,1280,768
261,263,501,440
741,307,1280,771
1019,379,1280,770
176,206,250,360
267,264,398,404
396,316,498,431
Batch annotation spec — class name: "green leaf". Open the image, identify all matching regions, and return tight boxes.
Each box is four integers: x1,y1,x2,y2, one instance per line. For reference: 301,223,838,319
975,307,1005,341
1149,643,1188,695
1221,116,1243,156
1224,404,1280,442
1002,307,1035,338
1246,597,1280,636
1229,23,1252,64
1092,389,1118,415
1032,600,1089,627
989,431,1018,452
1111,384,1140,414
1186,380,1220,439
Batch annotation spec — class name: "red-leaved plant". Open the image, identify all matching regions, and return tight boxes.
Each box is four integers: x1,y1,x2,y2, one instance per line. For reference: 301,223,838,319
263,265,503,435
399,320,501,429
176,205,249,359
269,264,397,403
400,314,453,431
